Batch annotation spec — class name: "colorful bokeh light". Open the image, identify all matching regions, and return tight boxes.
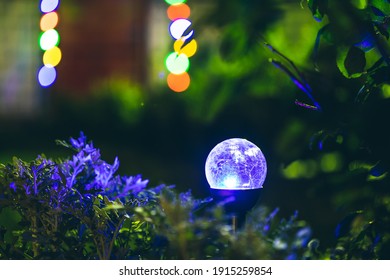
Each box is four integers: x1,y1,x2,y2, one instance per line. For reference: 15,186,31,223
38,65,57,87
167,3,190,21
165,0,196,93
174,38,197,57
167,72,190,92
169,19,193,40
165,0,186,5
165,52,190,74
43,46,62,67
40,0,60,13
39,29,60,51
38,1,61,88
40,12,59,31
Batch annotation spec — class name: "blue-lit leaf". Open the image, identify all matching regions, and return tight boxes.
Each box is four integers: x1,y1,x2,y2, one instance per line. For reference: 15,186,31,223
355,83,371,103
265,42,322,111
309,129,343,150
269,58,322,111
371,6,387,16
313,24,330,71
309,130,326,150
354,33,375,52
369,0,390,15
370,162,387,177
375,23,389,38
335,211,363,238
367,161,388,181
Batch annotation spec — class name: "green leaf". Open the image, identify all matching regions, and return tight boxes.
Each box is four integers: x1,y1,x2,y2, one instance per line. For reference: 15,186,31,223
335,210,364,238
0,207,21,229
371,66,390,85
307,0,328,21
0,207,22,244
369,0,390,15
337,46,366,78
103,203,124,211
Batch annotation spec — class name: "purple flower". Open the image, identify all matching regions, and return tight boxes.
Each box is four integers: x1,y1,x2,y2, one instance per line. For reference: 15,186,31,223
69,131,87,150
263,207,279,233
113,175,149,199
295,227,312,247
9,182,17,192
23,184,31,195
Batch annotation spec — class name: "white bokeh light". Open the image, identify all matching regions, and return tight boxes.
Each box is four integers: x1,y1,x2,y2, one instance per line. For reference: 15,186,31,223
169,19,193,40
205,138,267,190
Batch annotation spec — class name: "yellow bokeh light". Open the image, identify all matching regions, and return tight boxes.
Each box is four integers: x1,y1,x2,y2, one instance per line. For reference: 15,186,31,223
43,46,62,67
40,12,59,31
174,38,197,58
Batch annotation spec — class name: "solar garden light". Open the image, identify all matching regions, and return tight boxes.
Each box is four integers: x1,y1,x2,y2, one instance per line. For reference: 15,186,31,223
205,138,267,229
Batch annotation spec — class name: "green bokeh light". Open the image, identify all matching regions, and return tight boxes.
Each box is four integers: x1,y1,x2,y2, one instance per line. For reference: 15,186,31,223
382,84,390,99
39,29,60,51
320,153,343,173
351,0,368,9
282,159,318,179
165,0,186,5
165,52,190,74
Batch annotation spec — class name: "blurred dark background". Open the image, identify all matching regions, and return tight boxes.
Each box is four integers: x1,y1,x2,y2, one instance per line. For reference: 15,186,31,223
1,0,389,249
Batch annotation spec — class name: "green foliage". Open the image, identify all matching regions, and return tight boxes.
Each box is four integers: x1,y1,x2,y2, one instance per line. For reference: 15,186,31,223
307,0,328,22
269,0,390,259
1,133,388,259
309,0,390,92
92,78,145,125
1,0,390,261
0,134,314,260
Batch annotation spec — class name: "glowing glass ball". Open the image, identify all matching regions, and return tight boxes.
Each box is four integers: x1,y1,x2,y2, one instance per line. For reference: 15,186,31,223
205,138,267,190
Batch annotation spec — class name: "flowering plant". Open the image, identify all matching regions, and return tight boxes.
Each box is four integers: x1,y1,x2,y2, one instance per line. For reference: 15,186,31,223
0,133,314,260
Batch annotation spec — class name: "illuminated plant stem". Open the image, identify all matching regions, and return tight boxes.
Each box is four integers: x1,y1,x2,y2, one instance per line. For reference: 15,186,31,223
106,216,127,260
31,214,39,258
93,215,127,260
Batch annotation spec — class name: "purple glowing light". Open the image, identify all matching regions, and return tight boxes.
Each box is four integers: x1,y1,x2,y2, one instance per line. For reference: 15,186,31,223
205,138,267,190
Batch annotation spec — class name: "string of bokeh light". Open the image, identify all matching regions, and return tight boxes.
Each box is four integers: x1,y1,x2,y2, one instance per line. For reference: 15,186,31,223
38,0,61,87
165,0,197,93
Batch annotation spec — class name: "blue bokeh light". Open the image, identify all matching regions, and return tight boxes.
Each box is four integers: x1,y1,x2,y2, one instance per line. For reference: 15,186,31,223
40,0,60,13
38,65,57,87
205,138,267,190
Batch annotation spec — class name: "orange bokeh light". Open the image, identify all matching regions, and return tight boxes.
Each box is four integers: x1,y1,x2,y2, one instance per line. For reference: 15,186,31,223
167,3,191,21
40,12,59,31
167,72,190,92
